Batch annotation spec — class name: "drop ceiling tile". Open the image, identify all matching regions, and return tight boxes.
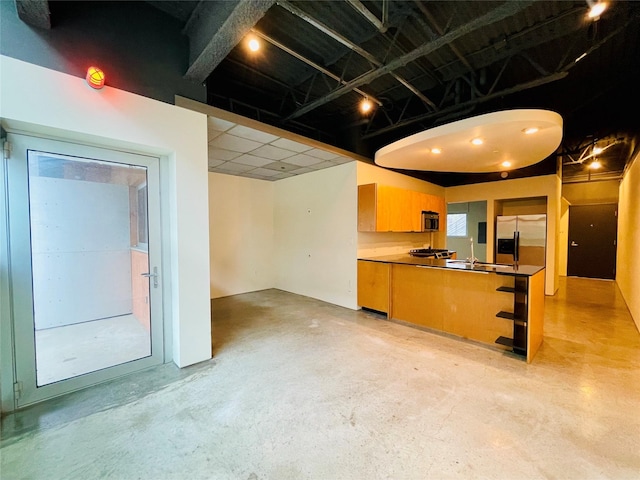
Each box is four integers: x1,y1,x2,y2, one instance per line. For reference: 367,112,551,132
209,133,264,153
271,138,314,153
241,172,273,181
227,125,279,144
208,159,225,168
331,156,354,164
284,153,323,167
272,172,295,179
208,148,243,161
249,167,280,177
309,161,338,170
232,154,274,168
290,167,314,175
207,116,235,132
262,161,300,172
213,161,255,173
207,130,223,142
305,148,341,160
251,144,297,160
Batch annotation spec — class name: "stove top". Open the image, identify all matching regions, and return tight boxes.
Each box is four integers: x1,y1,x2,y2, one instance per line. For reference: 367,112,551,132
409,248,452,258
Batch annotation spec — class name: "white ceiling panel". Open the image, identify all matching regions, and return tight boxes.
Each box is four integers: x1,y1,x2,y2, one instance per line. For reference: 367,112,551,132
262,161,300,172
206,114,357,182
209,148,243,161
271,138,314,153
309,160,338,170
208,159,225,168
207,130,224,142
249,167,280,177
207,117,235,132
289,166,314,175
306,148,341,160
209,133,264,153
285,153,324,167
215,161,255,173
251,144,297,160
227,125,279,144
232,154,274,168
331,156,353,164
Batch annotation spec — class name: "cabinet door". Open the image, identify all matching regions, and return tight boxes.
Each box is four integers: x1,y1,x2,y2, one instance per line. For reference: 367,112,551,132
357,260,390,313
357,184,377,232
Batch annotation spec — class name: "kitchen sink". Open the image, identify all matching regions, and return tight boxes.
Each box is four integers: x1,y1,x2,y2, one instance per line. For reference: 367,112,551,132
447,260,512,269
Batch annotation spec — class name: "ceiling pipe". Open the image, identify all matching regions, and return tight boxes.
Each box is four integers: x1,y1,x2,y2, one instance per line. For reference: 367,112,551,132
250,29,383,107
276,0,437,110
283,0,534,121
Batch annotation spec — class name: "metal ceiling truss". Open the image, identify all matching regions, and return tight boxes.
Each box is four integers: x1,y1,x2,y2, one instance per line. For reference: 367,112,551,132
276,0,439,111
281,0,535,122
362,10,638,139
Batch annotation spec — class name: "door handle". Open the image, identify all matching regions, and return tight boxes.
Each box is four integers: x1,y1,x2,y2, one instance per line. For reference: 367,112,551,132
141,266,159,288
570,241,578,247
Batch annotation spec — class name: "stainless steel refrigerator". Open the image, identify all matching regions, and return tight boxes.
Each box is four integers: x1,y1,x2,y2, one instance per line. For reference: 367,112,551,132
495,214,547,266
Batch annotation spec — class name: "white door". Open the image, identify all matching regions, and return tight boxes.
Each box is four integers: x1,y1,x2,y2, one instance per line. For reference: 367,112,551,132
6,133,164,408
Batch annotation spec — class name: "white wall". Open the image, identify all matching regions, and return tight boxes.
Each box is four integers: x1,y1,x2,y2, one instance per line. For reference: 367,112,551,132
274,163,358,309
617,153,640,331
0,56,211,369
558,198,570,276
446,174,561,295
30,177,132,328
208,173,274,298
357,161,447,256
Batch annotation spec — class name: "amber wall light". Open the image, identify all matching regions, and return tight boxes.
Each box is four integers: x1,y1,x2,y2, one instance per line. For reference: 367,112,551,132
86,66,105,89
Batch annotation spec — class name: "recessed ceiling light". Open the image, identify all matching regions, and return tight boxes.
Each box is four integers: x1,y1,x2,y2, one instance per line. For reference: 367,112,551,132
590,160,602,169
360,98,373,114
247,37,260,52
588,2,607,19
501,161,511,168
470,138,484,146
431,148,442,154
523,127,539,135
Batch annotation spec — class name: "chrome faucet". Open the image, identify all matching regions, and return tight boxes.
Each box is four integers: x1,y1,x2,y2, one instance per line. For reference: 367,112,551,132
467,237,478,265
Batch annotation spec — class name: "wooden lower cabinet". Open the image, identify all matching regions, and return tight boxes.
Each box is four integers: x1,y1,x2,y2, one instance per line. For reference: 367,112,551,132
357,260,390,313
390,265,513,346
358,260,545,363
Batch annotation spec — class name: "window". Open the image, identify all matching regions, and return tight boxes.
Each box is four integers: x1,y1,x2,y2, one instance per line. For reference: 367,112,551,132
447,213,467,237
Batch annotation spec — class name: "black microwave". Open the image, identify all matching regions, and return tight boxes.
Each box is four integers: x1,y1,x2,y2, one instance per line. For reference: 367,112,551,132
422,211,439,232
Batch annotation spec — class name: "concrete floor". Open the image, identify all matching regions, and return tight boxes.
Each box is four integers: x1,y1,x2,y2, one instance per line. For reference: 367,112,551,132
35,314,150,385
1,277,639,479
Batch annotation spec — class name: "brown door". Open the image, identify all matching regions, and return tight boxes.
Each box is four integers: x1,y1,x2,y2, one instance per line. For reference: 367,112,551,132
567,204,617,279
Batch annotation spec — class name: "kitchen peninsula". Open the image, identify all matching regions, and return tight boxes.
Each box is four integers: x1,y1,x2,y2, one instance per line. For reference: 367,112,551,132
358,256,545,363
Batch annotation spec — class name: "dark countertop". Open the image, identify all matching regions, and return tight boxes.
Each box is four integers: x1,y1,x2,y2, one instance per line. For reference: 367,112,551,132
358,254,544,277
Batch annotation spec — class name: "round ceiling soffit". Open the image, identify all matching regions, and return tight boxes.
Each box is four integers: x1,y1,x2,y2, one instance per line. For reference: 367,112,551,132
374,109,563,173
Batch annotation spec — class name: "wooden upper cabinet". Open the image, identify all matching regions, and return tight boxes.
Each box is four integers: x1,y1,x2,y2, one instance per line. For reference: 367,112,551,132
358,183,445,232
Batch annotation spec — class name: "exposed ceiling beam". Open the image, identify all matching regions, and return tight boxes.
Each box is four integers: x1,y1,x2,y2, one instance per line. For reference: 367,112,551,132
346,0,387,33
15,0,50,29
413,1,473,73
277,0,438,110
251,29,383,107
184,0,276,83
284,1,534,121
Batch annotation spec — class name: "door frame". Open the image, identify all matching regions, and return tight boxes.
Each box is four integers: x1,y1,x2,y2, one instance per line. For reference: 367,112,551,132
1,131,174,411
